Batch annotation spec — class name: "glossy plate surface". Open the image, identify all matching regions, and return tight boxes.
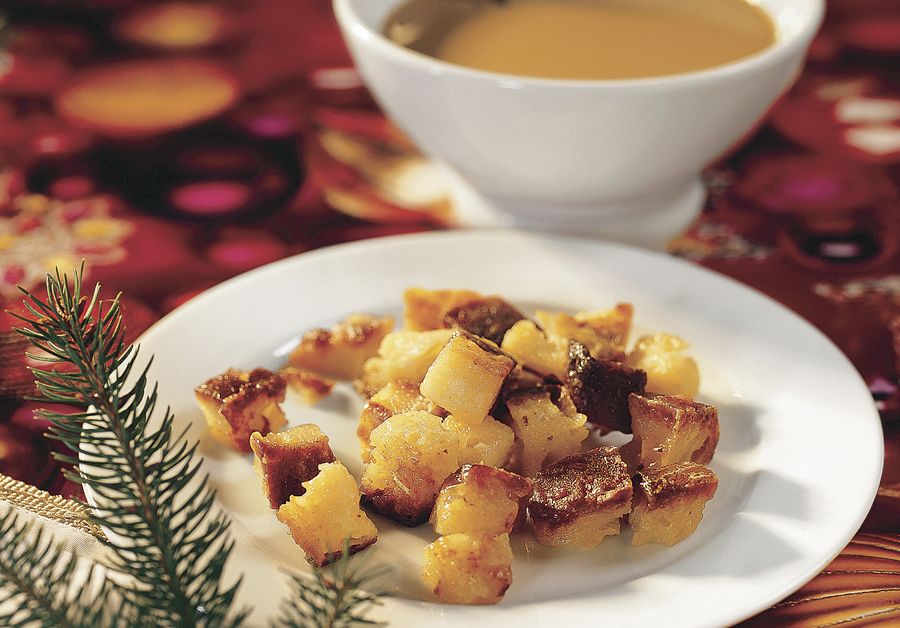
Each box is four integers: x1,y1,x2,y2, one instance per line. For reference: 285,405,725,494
122,231,883,626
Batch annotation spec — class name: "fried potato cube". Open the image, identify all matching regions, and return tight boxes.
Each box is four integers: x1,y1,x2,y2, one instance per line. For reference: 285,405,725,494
626,333,700,398
442,296,526,345
250,424,335,509
276,461,378,567
444,415,515,468
628,393,719,467
536,302,632,361
528,447,632,548
422,533,513,605
358,380,445,461
355,329,454,397
278,366,334,405
431,464,532,536
361,411,460,526
194,368,287,453
289,314,394,380
403,287,483,330
500,320,569,381
505,386,589,476
630,462,718,547
566,341,646,434
420,332,516,424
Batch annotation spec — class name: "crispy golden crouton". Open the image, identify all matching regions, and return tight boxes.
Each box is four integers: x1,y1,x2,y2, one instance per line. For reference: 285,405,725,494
194,368,287,453
277,461,377,566
422,533,513,605
289,314,394,380
431,464,532,536
278,366,334,404
420,331,516,424
354,329,454,398
504,385,588,477
501,320,569,381
403,287,482,330
626,333,700,398
357,380,445,461
535,303,632,361
360,411,460,526
444,415,515,468
250,424,335,509
630,462,718,547
528,447,632,548
628,393,719,467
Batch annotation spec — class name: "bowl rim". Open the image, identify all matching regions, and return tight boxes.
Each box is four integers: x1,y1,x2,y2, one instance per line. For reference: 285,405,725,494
333,0,825,90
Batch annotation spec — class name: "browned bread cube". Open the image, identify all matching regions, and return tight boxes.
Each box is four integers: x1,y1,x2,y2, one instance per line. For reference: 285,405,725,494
278,366,334,405
626,333,700,398
422,533,513,605
249,424,335,509
289,314,394,380
528,446,632,548
536,302,632,361
628,393,719,467
441,296,526,345
505,385,588,476
403,287,483,330
444,415,515,468
566,341,647,433
500,320,569,381
354,329,454,398
194,368,287,453
360,411,460,526
357,380,445,461
277,461,378,567
431,464,533,536
420,331,516,424
630,462,718,546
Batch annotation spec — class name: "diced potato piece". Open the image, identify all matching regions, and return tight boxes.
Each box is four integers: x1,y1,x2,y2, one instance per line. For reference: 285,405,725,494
361,411,460,526
442,297,525,345
289,314,394,380
278,366,334,405
444,415,515,467
250,424,335,509
420,332,515,424
277,461,378,567
403,287,482,330
528,447,632,548
422,533,513,605
626,333,700,398
194,368,287,453
431,464,532,536
505,386,588,476
631,462,718,547
357,380,445,461
536,302,632,361
501,320,569,380
566,341,646,434
355,329,454,398
628,393,719,467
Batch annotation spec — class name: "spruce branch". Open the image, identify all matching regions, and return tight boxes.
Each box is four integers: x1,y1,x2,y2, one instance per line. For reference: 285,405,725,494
0,507,125,628
273,546,389,628
13,268,247,627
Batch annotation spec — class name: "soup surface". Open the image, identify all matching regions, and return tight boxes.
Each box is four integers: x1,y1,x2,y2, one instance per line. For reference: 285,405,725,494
384,0,776,80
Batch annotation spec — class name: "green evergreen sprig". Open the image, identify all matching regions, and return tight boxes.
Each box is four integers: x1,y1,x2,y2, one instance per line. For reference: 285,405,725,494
1,267,387,627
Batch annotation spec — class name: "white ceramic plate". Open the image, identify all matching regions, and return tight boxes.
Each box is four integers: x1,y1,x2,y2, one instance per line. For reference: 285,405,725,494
126,230,883,627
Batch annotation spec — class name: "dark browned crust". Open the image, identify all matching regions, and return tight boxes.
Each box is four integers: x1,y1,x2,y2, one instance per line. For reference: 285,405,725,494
251,430,335,509
278,366,334,398
361,491,433,527
635,462,718,509
628,393,720,464
566,342,646,433
317,536,378,567
528,446,632,528
442,297,526,345
299,314,390,349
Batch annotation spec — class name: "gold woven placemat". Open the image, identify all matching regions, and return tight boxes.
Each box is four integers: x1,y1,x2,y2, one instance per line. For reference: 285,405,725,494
0,472,107,541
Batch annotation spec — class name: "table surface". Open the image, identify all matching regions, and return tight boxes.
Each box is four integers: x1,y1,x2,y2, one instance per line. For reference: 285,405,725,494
0,0,897,625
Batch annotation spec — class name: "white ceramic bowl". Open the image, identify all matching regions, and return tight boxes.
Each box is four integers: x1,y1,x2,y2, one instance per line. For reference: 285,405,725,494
333,0,823,246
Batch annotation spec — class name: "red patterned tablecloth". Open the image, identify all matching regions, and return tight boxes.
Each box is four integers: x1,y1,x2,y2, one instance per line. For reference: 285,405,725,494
0,0,897,624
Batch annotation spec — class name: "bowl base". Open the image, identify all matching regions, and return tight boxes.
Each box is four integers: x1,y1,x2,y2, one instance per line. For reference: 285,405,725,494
445,167,705,250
